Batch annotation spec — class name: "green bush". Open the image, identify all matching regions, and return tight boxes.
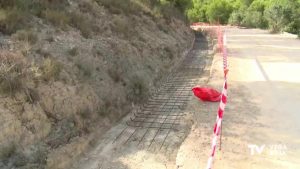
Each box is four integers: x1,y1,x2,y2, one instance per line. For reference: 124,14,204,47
238,0,268,28
206,0,233,24
186,0,299,35
285,21,300,34
264,1,294,33
242,10,267,28
187,3,208,22
229,10,244,26
284,2,300,34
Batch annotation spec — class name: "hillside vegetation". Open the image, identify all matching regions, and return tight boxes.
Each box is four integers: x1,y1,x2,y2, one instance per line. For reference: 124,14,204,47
0,0,193,169
186,0,300,35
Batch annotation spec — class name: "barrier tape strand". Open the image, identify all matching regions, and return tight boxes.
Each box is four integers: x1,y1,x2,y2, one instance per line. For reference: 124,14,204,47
205,27,228,169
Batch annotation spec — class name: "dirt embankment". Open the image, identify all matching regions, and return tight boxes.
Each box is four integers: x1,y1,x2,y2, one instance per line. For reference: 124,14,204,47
0,1,193,169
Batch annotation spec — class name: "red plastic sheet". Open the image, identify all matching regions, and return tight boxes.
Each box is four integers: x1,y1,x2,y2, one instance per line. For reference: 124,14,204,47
192,87,221,102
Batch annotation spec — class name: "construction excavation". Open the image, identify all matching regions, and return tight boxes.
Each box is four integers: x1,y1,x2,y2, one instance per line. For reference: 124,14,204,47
115,32,209,151
71,32,213,169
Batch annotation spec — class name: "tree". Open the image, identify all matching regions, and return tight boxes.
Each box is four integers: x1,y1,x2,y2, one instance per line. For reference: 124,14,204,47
241,0,268,28
187,0,208,22
264,0,294,33
185,0,299,35
284,0,300,34
206,0,233,24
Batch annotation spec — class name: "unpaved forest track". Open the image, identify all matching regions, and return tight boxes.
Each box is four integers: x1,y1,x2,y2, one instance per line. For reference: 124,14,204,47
72,33,212,169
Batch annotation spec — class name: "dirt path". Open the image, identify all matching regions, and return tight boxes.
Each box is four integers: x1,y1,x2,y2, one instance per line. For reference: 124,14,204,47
71,33,213,169
176,28,300,169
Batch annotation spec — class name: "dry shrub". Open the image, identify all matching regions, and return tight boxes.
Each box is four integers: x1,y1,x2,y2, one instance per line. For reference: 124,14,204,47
78,1,95,14
42,9,70,29
0,0,71,34
127,75,149,103
41,58,62,81
0,0,15,8
0,8,31,34
13,29,38,44
0,143,16,163
107,67,122,83
36,48,52,58
97,0,140,15
164,46,174,59
0,51,27,95
111,16,133,38
68,47,79,56
69,11,93,38
75,59,93,78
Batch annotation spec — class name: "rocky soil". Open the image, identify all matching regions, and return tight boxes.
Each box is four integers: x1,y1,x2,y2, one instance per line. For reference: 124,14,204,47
0,0,193,168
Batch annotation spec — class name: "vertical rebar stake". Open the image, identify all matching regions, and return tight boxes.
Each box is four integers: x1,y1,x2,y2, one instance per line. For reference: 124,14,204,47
219,123,222,151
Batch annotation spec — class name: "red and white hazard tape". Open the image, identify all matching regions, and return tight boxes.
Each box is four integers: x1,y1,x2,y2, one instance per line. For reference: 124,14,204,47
206,80,227,169
222,34,228,70
206,29,228,169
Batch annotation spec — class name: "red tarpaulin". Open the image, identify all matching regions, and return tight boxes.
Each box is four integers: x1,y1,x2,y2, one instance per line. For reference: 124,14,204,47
192,87,221,102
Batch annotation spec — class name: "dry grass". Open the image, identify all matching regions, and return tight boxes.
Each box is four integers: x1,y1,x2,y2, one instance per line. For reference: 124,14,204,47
68,47,79,56
107,67,122,83
41,58,62,82
78,107,92,120
96,0,140,15
69,11,93,38
127,75,149,103
78,1,95,14
0,143,16,163
111,15,133,38
13,29,38,45
0,51,27,95
0,8,30,34
36,48,52,58
42,9,70,29
75,60,93,78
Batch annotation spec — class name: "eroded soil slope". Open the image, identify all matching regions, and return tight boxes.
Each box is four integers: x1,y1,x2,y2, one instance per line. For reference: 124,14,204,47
0,1,193,168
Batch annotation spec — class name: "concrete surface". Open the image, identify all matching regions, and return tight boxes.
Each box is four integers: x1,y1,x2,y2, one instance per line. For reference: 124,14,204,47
221,28,300,168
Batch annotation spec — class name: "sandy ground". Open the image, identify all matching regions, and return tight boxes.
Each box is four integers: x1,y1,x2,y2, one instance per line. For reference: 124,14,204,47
72,28,300,169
